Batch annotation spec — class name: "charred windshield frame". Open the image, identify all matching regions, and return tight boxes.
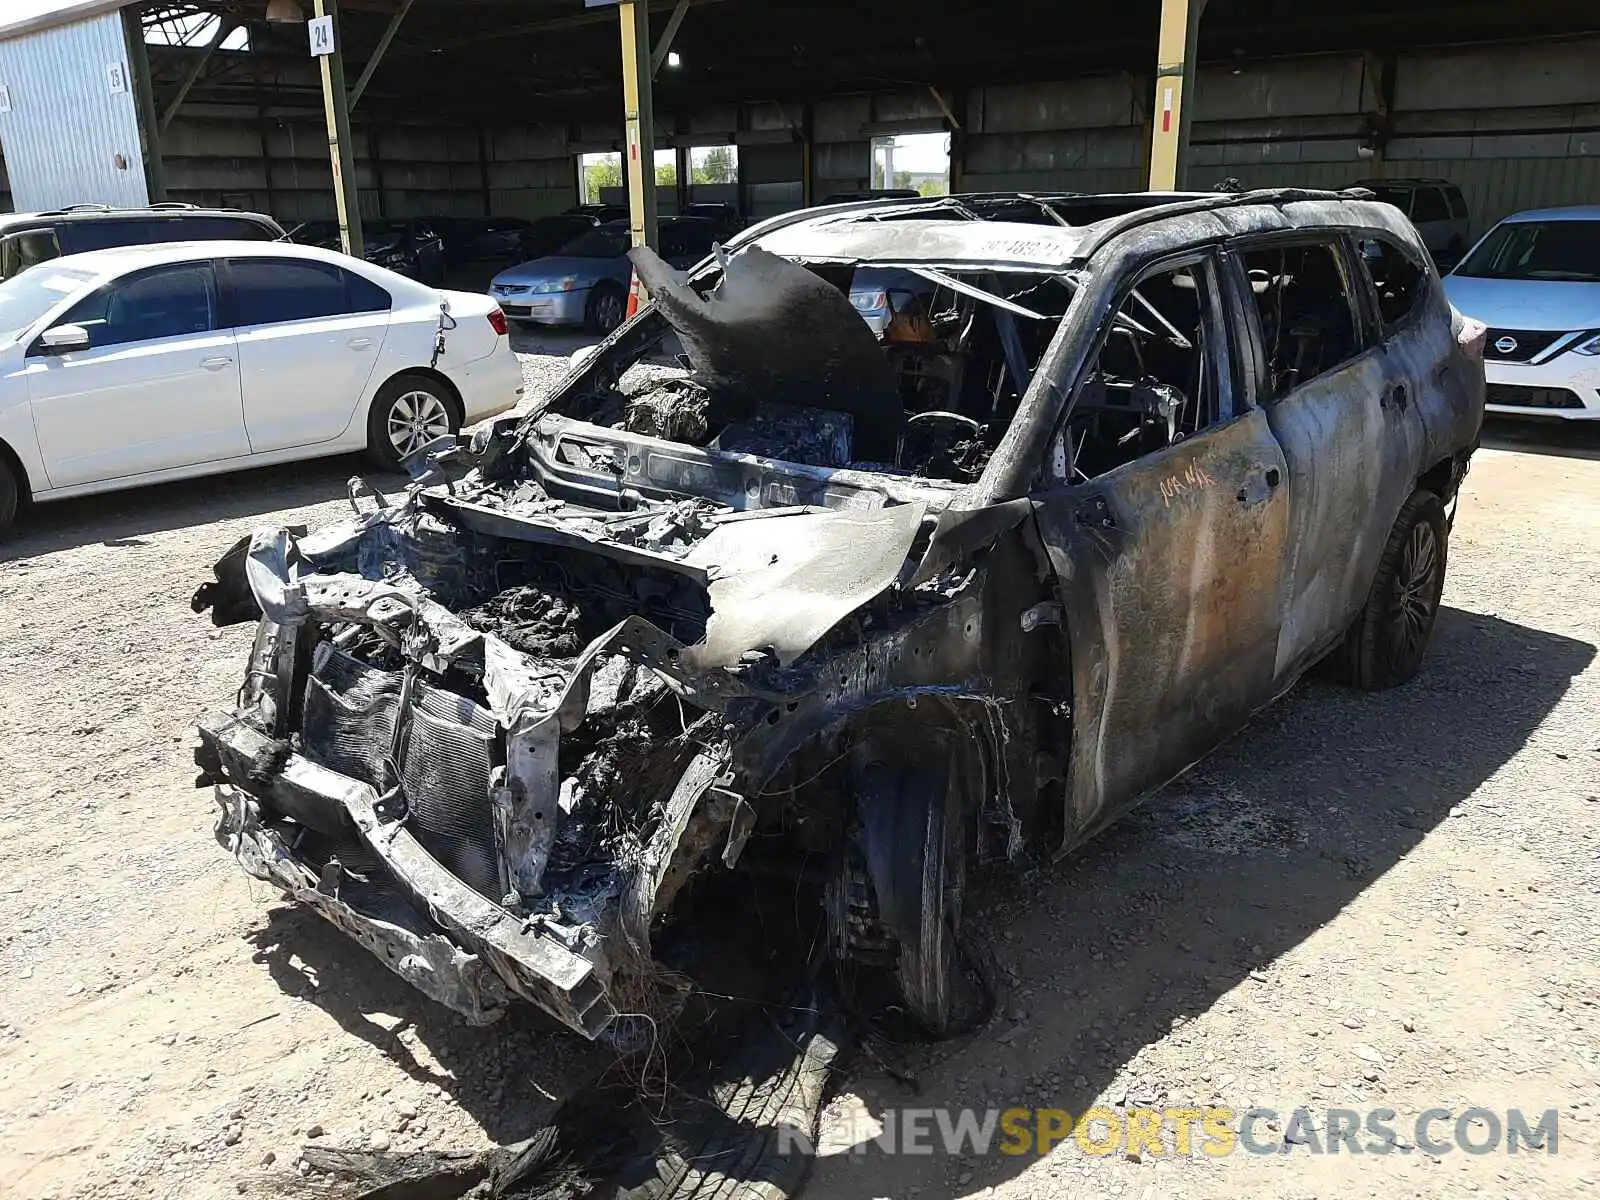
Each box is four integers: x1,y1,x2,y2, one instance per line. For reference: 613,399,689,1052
538,247,1084,490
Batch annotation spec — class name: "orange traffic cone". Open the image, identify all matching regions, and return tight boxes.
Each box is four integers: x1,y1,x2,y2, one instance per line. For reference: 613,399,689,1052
625,268,646,320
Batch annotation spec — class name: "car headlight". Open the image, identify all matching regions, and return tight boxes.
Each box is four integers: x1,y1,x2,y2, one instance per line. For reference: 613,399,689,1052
1571,330,1600,357
532,277,580,295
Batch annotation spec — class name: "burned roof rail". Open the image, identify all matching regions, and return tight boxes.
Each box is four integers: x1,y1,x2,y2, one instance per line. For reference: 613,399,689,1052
725,193,958,252
723,189,1108,253
1076,187,1379,256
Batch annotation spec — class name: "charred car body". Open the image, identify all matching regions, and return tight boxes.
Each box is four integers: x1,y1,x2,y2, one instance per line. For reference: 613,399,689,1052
195,189,1485,1042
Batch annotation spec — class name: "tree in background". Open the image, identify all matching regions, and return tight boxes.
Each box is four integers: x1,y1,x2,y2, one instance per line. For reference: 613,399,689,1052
582,155,622,204
692,145,738,185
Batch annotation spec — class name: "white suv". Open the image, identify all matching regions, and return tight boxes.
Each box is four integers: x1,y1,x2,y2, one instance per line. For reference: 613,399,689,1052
1443,206,1600,423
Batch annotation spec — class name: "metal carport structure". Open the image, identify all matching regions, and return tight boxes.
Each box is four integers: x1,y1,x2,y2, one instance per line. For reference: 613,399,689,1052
3,1,1599,249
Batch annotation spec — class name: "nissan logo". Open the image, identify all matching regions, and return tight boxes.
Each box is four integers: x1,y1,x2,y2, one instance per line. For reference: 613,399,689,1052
1494,335,1519,355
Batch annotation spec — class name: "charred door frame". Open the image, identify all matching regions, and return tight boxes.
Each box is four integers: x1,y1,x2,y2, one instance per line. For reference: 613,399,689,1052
1027,246,1294,853
1220,230,1426,685
1342,225,1474,481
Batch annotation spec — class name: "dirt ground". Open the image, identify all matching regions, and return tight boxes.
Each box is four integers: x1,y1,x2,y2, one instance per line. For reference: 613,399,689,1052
1,358,1596,1199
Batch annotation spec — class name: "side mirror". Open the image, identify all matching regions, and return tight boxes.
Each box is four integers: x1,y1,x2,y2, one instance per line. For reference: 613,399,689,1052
37,323,90,354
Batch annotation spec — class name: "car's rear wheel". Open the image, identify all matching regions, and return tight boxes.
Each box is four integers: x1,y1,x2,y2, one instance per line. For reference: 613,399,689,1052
1330,488,1448,690
584,282,626,335
366,373,461,472
0,456,18,536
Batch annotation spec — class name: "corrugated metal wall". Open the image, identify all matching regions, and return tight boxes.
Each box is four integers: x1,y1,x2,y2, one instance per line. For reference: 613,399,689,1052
0,12,149,210
105,33,1600,233
160,108,584,222
1186,39,1600,234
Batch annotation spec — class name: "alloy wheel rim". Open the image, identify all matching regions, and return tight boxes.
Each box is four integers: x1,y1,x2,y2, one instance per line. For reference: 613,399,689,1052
597,293,624,330
1386,519,1438,663
387,390,451,458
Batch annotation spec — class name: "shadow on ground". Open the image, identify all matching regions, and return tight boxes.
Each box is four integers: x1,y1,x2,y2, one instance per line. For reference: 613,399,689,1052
808,605,1593,1197
1481,414,1600,461
245,904,610,1144
0,456,381,562
232,606,1593,1194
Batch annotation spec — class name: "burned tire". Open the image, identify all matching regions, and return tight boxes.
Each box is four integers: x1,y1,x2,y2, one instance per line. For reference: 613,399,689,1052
0,456,17,536
365,373,461,472
1330,489,1448,690
584,282,627,335
844,751,983,1037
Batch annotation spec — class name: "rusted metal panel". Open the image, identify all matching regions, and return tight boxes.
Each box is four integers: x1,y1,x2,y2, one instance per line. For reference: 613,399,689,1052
1033,408,1293,845
0,11,149,209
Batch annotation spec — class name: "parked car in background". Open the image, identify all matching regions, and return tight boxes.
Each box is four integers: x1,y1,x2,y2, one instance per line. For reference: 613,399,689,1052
0,240,520,533
680,202,745,238
290,217,447,286
463,217,533,262
848,265,937,337
489,216,719,333
0,203,283,281
516,212,607,261
1355,178,1471,268
196,188,1484,1043
421,216,475,266
1443,205,1600,422
566,203,630,222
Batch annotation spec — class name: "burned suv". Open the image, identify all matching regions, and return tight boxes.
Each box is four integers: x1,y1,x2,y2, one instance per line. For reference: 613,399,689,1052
195,190,1485,1043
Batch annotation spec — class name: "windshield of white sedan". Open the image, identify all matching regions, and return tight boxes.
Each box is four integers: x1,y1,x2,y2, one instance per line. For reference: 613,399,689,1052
1454,220,1600,282
0,266,94,341
554,249,1078,484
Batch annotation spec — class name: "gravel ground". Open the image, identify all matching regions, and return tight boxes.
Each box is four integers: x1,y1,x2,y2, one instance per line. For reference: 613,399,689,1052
0,345,1595,1200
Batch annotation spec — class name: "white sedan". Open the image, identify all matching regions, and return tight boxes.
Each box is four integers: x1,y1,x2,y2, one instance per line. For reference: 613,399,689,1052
1442,206,1600,421
0,240,521,533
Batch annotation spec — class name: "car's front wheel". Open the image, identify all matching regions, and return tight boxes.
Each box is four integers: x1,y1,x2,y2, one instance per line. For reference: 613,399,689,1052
366,373,461,471
829,737,988,1038
584,282,626,335
1330,488,1448,689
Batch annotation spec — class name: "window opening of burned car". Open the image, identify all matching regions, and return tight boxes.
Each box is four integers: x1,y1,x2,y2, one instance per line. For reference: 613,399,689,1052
1054,257,1230,482
1239,241,1364,399
551,245,1080,485
1355,235,1427,333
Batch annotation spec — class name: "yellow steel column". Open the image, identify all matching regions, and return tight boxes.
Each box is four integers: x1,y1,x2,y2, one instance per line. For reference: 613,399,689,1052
619,1,658,251
1148,0,1208,191
313,0,364,257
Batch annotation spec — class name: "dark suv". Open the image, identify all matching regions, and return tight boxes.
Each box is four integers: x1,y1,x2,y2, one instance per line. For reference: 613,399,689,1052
197,188,1486,1046
0,203,283,280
